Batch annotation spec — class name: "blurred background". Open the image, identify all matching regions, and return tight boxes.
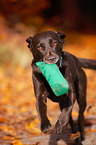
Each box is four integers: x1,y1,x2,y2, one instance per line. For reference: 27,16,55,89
0,0,96,144
0,0,96,67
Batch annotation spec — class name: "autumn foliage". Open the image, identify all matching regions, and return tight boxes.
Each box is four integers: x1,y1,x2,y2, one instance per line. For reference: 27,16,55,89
0,15,96,144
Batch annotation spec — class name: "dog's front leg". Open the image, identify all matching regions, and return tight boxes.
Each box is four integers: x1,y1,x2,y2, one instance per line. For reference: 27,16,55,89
55,101,73,134
32,71,52,133
55,74,75,134
36,91,52,133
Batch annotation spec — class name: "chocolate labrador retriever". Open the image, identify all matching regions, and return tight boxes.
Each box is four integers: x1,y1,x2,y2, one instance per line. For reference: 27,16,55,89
26,31,96,145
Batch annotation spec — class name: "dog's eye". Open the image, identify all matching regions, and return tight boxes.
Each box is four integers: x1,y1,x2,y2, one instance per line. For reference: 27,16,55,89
37,46,42,50
53,42,57,46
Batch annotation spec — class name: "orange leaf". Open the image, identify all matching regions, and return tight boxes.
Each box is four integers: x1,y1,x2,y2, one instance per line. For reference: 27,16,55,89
3,135,15,140
0,117,7,123
12,140,23,145
70,132,80,140
35,142,41,145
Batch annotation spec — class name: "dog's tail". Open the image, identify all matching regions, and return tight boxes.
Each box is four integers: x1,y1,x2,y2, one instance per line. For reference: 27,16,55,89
78,58,96,70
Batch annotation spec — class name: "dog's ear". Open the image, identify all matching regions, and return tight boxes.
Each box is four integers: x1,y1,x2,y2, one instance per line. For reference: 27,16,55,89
57,32,66,43
26,37,33,51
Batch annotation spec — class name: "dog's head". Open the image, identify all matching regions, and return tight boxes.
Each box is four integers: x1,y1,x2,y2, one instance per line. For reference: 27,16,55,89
26,31,66,64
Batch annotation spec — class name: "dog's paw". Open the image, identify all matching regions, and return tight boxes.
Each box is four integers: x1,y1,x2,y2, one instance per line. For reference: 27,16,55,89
41,120,53,134
55,120,67,134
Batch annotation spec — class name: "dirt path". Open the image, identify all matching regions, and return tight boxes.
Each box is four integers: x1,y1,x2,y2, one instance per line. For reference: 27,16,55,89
20,123,96,145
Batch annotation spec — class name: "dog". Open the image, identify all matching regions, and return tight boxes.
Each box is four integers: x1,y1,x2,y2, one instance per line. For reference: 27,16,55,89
26,31,96,145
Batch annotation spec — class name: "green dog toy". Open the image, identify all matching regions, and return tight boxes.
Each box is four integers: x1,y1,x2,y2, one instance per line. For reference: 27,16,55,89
36,62,69,96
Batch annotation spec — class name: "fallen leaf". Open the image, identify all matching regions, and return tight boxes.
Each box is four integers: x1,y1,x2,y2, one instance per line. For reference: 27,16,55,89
1,125,17,136
35,142,41,145
11,140,23,145
87,104,96,113
3,135,15,140
70,132,80,140
0,117,9,123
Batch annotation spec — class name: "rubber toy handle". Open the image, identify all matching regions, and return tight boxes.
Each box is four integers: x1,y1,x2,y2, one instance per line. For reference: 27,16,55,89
36,62,69,96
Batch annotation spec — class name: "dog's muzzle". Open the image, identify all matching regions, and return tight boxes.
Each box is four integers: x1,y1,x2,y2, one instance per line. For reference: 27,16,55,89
43,53,59,64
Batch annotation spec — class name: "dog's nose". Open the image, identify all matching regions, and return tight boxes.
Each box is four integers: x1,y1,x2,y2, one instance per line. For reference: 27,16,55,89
48,56,56,62
43,52,59,64
48,51,56,61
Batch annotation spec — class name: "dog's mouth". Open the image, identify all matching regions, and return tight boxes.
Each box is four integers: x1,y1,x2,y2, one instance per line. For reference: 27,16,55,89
43,54,59,64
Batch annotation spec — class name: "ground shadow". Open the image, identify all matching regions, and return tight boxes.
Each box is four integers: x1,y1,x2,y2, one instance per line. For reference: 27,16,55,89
48,127,74,145
48,118,96,145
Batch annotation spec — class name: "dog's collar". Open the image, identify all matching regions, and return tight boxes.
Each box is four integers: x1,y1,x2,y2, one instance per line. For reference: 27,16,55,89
59,56,63,68
56,56,63,68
